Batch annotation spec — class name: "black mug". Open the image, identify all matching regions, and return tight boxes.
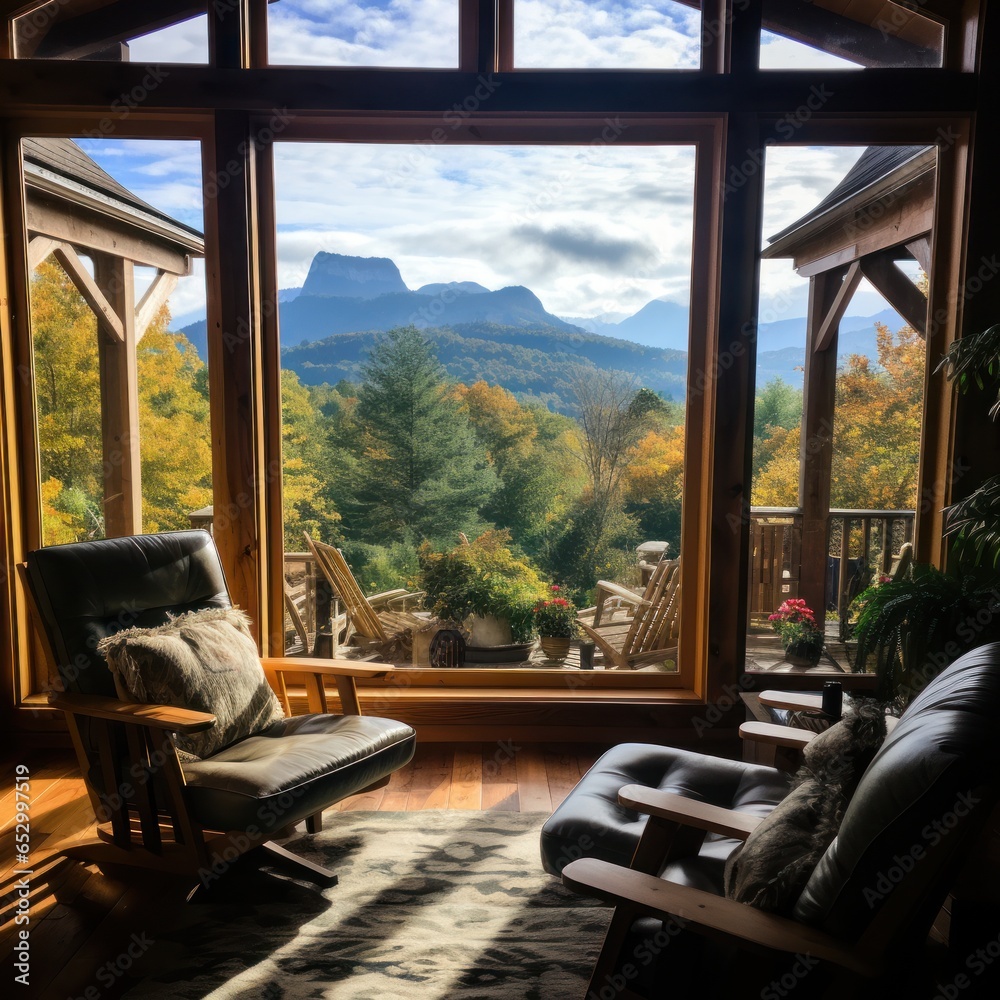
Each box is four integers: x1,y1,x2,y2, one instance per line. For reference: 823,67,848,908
822,681,843,720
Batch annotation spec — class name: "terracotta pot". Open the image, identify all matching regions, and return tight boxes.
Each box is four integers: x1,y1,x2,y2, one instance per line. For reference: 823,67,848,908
539,636,571,662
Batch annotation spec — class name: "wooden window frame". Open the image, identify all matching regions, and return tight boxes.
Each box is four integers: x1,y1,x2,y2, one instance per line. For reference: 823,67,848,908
0,0,992,741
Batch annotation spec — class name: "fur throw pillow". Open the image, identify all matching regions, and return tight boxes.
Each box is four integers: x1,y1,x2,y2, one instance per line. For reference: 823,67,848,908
97,607,285,760
724,700,886,913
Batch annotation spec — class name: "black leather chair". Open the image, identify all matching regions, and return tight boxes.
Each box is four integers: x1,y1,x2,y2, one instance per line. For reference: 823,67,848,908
544,645,1000,997
24,530,416,893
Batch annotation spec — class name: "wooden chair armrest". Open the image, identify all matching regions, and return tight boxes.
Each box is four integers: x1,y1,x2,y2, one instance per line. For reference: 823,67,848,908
594,580,648,606
759,691,825,713
48,692,216,733
561,858,881,977
262,657,397,678
740,721,817,750
367,589,410,608
618,785,762,840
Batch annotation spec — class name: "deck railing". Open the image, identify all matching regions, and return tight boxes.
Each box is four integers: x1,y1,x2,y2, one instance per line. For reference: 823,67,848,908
747,507,915,624
225,511,915,653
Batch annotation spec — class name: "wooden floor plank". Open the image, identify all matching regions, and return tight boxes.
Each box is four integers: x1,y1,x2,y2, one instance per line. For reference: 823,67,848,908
545,749,584,810
482,744,519,811
449,744,483,810
516,747,552,813
379,754,416,811
405,744,454,810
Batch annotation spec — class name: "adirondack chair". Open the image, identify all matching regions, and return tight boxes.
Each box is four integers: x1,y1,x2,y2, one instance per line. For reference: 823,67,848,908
577,558,681,670
303,533,430,662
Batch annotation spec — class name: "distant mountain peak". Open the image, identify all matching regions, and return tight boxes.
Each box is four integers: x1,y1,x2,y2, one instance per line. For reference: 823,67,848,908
301,251,409,299
416,281,490,296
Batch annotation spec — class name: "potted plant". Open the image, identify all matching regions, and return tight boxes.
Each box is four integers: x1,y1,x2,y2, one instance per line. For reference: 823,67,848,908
769,598,824,666
418,530,547,659
851,322,1000,704
533,586,578,663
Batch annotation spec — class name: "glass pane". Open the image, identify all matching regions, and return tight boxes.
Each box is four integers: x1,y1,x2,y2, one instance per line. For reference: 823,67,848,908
759,0,944,70
268,0,459,67
23,137,210,545
515,0,702,68
749,144,932,671
271,140,695,666
13,3,208,63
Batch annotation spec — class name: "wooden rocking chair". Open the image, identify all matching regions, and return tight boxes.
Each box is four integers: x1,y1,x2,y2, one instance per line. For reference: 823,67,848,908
303,533,430,662
577,558,681,670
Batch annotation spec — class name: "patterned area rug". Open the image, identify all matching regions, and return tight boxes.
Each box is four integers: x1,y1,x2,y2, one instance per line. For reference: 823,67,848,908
125,811,610,999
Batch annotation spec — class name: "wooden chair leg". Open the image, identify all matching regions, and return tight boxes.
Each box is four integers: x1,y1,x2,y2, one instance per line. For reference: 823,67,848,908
260,841,338,887
586,903,643,999
305,811,324,834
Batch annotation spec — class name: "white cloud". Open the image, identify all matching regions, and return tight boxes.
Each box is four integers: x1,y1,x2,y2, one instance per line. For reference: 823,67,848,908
127,15,209,64
273,140,697,316
67,130,911,337
515,1,700,68
269,0,459,67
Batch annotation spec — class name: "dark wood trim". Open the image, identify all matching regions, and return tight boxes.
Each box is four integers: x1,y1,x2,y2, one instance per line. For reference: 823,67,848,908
947,0,1000,554
918,131,972,567
253,129,284,658
706,113,764,703
0,63,979,116
202,113,267,636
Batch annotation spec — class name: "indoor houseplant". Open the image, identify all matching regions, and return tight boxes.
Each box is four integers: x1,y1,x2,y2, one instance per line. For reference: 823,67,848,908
852,322,1000,703
533,586,578,662
769,598,824,666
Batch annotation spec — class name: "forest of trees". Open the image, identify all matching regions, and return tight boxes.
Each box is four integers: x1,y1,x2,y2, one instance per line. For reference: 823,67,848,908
31,261,925,602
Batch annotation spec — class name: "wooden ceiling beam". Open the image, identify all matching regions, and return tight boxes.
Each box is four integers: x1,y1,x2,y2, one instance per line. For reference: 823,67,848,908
814,261,862,352
134,270,178,341
51,242,125,343
26,235,58,270
858,250,928,336
760,0,942,68
27,197,192,274
17,1,206,60
906,236,932,275
0,61,978,115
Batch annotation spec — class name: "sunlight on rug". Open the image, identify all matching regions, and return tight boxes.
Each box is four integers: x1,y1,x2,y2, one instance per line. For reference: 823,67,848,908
124,811,609,999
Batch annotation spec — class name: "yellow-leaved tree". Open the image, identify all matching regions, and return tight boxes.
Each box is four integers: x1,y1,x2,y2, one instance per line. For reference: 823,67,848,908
753,321,925,509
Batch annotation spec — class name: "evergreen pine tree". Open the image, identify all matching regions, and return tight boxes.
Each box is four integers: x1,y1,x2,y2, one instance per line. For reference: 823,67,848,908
349,327,497,545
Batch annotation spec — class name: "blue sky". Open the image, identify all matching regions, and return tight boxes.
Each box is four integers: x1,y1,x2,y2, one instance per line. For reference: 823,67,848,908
67,4,885,333
66,136,896,334
126,1,862,69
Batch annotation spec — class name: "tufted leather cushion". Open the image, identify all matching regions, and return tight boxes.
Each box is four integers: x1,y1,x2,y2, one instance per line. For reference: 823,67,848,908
794,644,1000,941
540,743,791,892
183,713,416,834
26,531,229,697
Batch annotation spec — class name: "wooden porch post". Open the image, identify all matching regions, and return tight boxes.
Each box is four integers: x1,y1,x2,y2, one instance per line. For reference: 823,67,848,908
798,270,841,619
92,254,141,537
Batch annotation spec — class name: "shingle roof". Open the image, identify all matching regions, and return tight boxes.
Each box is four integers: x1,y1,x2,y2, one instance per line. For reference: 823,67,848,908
768,145,932,245
22,136,202,243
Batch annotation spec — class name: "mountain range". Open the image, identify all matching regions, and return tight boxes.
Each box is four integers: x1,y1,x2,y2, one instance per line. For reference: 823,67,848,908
177,252,906,410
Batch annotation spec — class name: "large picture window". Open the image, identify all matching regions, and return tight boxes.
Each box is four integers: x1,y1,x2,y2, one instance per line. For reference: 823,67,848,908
269,137,698,673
